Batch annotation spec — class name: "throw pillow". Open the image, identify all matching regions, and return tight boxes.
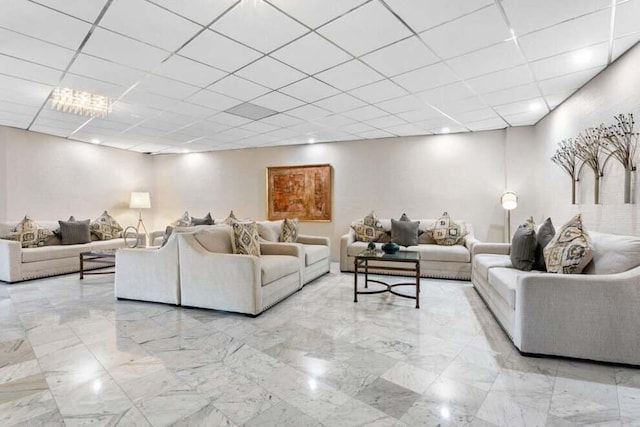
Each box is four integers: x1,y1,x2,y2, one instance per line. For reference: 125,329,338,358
191,213,214,226
53,216,76,237
510,217,536,271
257,220,283,242
583,231,640,275
1,216,53,248
533,217,555,271
58,219,91,245
429,212,468,246
544,214,594,274
171,211,192,227
280,218,299,243
90,211,123,240
351,211,386,242
391,217,420,247
223,210,238,225
231,221,261,256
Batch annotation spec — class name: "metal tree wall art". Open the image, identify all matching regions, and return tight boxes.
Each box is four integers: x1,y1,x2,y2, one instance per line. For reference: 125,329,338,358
574,126,607,204
602,113,638,203
551,139,578,204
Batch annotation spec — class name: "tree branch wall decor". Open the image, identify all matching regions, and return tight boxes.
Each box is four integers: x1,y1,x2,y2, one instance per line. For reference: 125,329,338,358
602,113,638,203
551,139,578,204
574,126,607,204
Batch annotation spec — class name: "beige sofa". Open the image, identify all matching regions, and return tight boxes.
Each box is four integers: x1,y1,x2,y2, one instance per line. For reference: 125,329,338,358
472,231,640,365
340,218,478,280
0,221,130,283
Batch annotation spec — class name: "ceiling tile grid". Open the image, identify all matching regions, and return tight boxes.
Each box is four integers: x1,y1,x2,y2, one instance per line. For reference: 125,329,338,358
0,0,639,154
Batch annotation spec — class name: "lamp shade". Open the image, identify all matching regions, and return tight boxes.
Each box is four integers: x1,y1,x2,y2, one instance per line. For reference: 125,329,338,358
501,191,518,210
129,192,151,209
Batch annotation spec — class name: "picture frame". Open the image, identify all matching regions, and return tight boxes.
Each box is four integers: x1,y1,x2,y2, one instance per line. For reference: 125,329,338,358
266,163,332,222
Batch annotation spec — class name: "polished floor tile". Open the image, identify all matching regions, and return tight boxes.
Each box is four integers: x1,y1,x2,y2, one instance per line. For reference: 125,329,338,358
0,264,638,426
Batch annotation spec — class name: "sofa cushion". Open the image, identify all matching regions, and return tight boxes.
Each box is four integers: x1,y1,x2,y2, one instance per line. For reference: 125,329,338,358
544,214,593,274
231,221,261,256
59,219,91,245
90,239,125,251
409,244,470,263
584,231,640,275
257,220,283,242
474,254,512,281
487,268,543,309
194,226,233,254
533,218,555,271
510,219,536,271
304,244,329,266
280,218,299,243
260,255,299,286
22,244,87,263
391,218,420,247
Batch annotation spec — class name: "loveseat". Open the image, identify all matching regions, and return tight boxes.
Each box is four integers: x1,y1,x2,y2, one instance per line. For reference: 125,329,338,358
0,221,130,283
340,218,478,280
472,231,640,365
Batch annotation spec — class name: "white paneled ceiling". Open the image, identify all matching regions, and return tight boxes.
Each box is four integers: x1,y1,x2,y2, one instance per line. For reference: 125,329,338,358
0,0,639,153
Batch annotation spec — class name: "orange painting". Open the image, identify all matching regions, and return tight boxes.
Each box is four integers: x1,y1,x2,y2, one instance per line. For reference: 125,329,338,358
267,164,332,222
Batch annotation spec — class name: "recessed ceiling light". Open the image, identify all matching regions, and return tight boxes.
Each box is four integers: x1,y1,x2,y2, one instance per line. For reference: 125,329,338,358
90,138,100,144
441,127,450,133
307,138,316,144
573,48,592,65
529,101,543,112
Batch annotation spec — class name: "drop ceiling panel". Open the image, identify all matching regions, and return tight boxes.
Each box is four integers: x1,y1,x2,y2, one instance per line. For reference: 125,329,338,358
280,78,340,103
315,60,383,92
482,83,541,106
271,32,351,75
211,2,308,53
383,0,493,34
31,0,109,22
537,66,605,95
59,74,126,99
178,30,262,72
185,90,242,111
314,93,367,113
83,28,169,71
0,55,63,85
518,10,611,61
361,36,440,78
529,43,609,81
208,75,271,101
465,65,534,94
251,91,305,112
121,89,178,109
446,41,525,79
467,117,508,131
494,98,547,116
236,56,306,89
99,0,201,51
376,95,426,114
0,100,41,117
0,28,75,70
69,54,146,87
153,55,227,87
615,0,640,37
417,82,477,106
343,105,387,121
383,123,428,136
0,74,53,106
148,0,237,26
420,5,511,59
318,1,411,56
612,34,640,61
286,105,332,121
436,96,487,114
452,108,500,123
162,101,218,118
364,115,406,129
0,0,92,50
349,80,408,104
134,75,200,100
397,109,443,122
392,62,459,92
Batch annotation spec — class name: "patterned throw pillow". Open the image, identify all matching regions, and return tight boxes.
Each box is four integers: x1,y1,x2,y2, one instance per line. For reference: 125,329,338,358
280,218,299,243
191,213,214,226
351,211,386,242
544,214,593,274
231,221,261,256
2,216,53,248
171,211,192,227
429,212,468,246
223,210,238,225
90,211,123,240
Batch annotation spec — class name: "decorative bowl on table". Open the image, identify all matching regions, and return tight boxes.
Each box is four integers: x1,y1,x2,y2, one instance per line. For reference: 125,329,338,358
381,241,400,254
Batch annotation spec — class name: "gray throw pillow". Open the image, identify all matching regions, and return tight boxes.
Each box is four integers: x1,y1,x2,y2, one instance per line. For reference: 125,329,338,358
533,218,555,271
58,219,91,245
391,218,420,247
162,226,174,247
510,223,536,271
191,213,214,226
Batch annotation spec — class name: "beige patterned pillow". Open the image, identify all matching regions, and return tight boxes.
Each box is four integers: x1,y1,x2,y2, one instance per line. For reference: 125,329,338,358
351,211,386,242
2,216,53,248
90,211,123,240
231,221,261,256
171,211,192,227
428,212,468,246
543,214,593,274
280,218,298,243
223,210,238,225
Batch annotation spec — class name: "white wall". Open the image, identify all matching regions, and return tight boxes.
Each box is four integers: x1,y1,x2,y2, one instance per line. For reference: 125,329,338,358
535,43,640,235
0,126,154,228
153,130,522,258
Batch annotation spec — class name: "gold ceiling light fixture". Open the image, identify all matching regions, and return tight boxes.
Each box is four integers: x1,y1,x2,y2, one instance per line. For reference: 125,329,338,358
51,87,112,119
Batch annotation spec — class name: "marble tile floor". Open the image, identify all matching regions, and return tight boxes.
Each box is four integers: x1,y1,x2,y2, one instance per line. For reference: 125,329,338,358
1,263,639,426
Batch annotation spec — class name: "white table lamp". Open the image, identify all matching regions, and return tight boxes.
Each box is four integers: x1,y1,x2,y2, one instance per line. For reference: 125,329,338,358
501,191,518,242
130,192,151,245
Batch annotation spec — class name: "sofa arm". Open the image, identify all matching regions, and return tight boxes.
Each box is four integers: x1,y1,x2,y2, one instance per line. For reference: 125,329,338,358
178,233,262,315
514,267,640,364
464,235,480,252
0,239,22,282
340,231,356,272
472,242,511,257
260,242,303,259
149,230,166,247
297,234,329,246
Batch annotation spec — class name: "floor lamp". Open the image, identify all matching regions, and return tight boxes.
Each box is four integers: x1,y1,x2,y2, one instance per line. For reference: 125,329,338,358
501,191,518,243
130,192,151,246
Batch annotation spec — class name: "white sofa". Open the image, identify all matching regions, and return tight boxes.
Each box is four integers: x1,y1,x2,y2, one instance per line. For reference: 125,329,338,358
472,231,640,365
0,221,130,283
340,218,478,280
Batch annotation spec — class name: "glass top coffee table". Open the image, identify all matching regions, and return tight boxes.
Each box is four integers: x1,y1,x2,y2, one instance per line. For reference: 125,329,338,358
79,249,117,279
353,250,420,308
